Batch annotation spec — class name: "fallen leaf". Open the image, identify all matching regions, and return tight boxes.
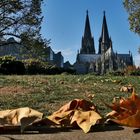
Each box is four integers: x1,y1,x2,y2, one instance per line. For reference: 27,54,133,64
0,107,43,132
71,110,102,133
85,92,95,100
112,110,140,128
106,90,140,128
47,99,102,133
48,110,74,125
120,84,133,93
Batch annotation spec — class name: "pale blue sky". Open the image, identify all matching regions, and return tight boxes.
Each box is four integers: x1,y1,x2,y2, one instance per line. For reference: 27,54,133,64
41,0,140,66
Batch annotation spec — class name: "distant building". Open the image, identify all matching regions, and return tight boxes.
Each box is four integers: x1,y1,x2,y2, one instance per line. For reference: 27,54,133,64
44,47,64,68
64,61,72,69
74,11,133,74
0,38,64,68
45,46,55,64
0,37,25,60
53,52,64,68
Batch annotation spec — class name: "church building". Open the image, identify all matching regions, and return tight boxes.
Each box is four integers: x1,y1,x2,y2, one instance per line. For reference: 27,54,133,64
74,11,133,74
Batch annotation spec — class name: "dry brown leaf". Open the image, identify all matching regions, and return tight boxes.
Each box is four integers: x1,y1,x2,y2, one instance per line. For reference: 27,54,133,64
47,99,102,133
106,110,118,118
47,99,97,125
85,91,95,100
120,84,133,93
71,110,102,133
48,110,74,125
106,90,140,128
0,107,43,132
112,110,140,128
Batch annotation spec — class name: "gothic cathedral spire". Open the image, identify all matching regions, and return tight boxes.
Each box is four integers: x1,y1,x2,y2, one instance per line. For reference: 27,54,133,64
84,10,92,38
80,10,95,54
98,11,112,54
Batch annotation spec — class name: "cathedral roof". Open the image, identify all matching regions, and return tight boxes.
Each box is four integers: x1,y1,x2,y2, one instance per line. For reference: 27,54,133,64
117,54,131,58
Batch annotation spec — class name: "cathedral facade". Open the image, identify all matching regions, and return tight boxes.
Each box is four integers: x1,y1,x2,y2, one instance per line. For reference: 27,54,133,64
74,11,133,74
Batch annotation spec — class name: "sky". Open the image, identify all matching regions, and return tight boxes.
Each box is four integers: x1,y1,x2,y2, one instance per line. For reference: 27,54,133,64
41,0,140,66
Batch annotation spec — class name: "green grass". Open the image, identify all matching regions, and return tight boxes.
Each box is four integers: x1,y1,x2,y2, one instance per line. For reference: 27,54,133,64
0,75,140,116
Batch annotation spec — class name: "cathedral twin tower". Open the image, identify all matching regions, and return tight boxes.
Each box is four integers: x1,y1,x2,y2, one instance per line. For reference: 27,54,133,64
74,10,133,74
80,10,112,55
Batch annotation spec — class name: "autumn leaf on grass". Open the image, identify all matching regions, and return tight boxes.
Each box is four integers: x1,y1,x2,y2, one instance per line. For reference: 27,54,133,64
120,84,133,93
0,107,43,132
107,90,140,116
47,99,102,133
106,90,140,128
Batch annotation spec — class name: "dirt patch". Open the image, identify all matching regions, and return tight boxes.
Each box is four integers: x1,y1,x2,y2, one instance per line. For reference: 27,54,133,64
0,86,33,95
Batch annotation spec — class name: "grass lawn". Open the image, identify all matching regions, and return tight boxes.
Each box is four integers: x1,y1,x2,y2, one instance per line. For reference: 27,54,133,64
0,75,140,116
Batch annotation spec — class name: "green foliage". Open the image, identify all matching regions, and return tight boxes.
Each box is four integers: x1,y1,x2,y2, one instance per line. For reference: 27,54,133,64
23,59,76,75
0,0,50,59
0,56,16,63
0,57,75,75
20,32,50,60
23,59,49,74
106,66,140,76
45,65,75,75
123,65,140,75
0,0,43,38
123,0,140,35
130,69,140,75
106,70,125,76
0,56,25,74
128,67,140,75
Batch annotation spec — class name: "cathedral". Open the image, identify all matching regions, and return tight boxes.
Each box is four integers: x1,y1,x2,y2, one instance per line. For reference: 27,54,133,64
74,11,133,74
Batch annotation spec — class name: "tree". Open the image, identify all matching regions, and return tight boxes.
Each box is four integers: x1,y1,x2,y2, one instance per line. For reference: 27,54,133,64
0,0,49,59
123,0,140,36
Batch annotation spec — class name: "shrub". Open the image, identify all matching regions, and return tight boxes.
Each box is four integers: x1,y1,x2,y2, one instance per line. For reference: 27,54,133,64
106,70,124,76
23,59,49,74
46,66,76,75
23,59,76,75
124,66,136,75
130,67,140,76
0,57,75,75
123,66,140,76
0,56,25,74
